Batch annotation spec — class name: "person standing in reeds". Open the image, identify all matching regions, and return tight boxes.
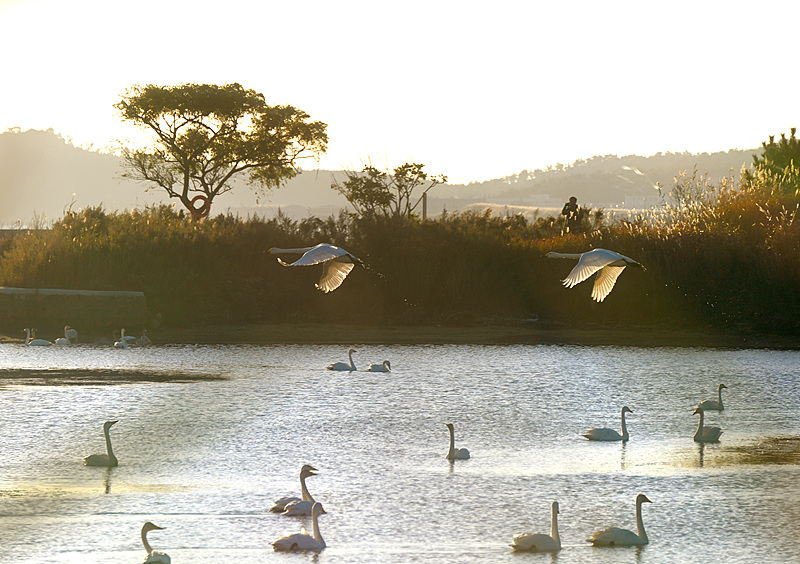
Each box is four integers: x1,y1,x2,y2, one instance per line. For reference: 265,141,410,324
561,196,580,233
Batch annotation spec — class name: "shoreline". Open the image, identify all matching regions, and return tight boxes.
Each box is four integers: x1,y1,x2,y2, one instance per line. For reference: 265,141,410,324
2,323,789,349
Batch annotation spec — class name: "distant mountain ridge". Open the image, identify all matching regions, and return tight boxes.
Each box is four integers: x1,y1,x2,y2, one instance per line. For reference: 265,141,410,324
0,128,759,226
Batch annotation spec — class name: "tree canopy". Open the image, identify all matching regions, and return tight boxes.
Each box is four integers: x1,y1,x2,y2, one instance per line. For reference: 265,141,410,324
116,83,328,217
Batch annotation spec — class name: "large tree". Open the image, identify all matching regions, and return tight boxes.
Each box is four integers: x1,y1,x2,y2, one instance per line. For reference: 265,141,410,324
116,83,328,218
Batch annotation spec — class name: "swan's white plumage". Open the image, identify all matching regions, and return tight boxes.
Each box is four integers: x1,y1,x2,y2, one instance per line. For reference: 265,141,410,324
693,406,723,442
269,243,362,293
270,465,325,516
583,406,632,441
114,329,129,349
328,348,357,371
698,383,726,411
546,248,644,302
23,328,52,346
587,494,651,547
272,502,326,552
446,422,470,460
83,420,118,467
368,360,391,372
55,325,77,345
511,500,561,552
141,522,170,563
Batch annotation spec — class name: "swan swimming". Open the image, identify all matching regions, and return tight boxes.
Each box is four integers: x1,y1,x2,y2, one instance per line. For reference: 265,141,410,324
587,493,652,547
270,465,325,516
23,328,52,346
113,329,129,349
137,329,152,346
693,406,723,442
546,248,644,302
54,325,76,345
511,500,561,552
83,420,118,467
446,422,470,460
367,360,391,372
698,383,727,411
140,521,170,563
268,243,363,293
328,348,357,371
583,406,633,442
272,502,326,552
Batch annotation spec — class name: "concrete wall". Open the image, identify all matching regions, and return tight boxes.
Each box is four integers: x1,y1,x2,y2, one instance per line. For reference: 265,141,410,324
0,287,149,338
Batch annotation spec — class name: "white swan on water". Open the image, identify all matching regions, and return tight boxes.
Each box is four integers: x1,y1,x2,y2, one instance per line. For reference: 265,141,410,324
141,522,170,563
693,406,723,442
587,493,652,547
511,500,561,552
583,406,633,442
368,360,391,372
54,325,77,345
698,383,727,411
84,420,118,467
546,248,644,302
23,328,51,346
272,502,326,552
113,329,129,349
270,465,325,516
268,243,363,293
446,423,470,460
328,348,357,371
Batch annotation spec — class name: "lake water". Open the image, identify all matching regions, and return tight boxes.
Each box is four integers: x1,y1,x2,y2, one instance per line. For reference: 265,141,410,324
1,342,799,563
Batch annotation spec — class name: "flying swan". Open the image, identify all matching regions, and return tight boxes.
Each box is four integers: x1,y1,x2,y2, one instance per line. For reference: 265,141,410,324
84,420,118,467
698,383,727,411
587,493,652,547
446,422,470,460
367,360,391,372
270,464,325,516
511,500,561,552
140,521,170,563
268,243,363,293
546,248,644,302
693,406,723,442
272,502,326,552
328,348,357,371
583,406,633,442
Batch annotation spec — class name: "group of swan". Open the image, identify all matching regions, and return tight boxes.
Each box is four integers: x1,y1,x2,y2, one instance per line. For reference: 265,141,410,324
270,464,325,516
327,348,391,372
266,243,646,303
512,494,652,553
113,328,151,348
583,384,727,443
271,465,327,551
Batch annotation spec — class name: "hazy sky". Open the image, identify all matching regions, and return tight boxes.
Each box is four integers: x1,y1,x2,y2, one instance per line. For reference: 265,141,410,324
2,0,798,183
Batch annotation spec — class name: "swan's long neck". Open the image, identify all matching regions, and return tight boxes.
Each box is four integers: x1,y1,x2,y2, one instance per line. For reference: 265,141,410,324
24,328,31,344
620,409,629,441
635,499,648,542
312,507,325,545
141,529,153,554
695,410,705,439
104,426,115,460
448,426,455,457
718,386,724,409
348,350,355,370
299,473,315,502
550,503,560,547
547,252,583,260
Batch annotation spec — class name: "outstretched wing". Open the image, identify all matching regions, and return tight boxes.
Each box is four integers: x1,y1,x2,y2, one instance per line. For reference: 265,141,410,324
591,265,626,302
278,244,350,267
317,260,355,293
562,250,617,288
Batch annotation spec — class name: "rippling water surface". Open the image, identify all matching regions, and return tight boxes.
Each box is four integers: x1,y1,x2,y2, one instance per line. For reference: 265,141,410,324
1,342,799,563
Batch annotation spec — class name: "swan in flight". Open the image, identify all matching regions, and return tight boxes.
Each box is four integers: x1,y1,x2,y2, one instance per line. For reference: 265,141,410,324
113,329,129,349
587,493,652,547
270,465,325,516
583,406,633,441
328,348,357,371
698,383,727,411
84,420,118,467
140,522,170,563
367,360,391,372
693,406,723,442
272,502,326,552
268,243,363,293
546,248,644,302
511,500,561,552
446,423,470,460
23,328,52,346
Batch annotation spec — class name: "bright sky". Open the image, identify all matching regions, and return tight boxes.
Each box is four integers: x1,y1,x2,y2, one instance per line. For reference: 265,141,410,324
1,0,798,184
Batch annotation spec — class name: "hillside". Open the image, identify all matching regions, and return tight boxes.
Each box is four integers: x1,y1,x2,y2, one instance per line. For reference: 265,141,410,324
0,128,759,226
